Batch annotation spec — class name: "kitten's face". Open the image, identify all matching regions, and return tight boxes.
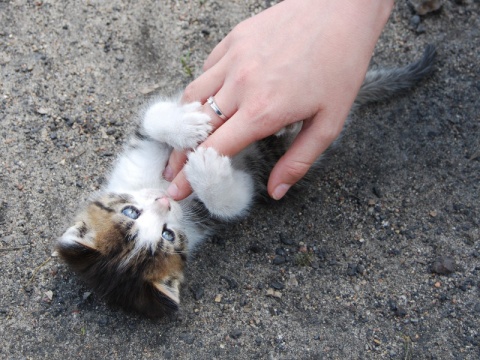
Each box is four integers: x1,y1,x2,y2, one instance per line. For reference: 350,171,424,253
57,190,187,317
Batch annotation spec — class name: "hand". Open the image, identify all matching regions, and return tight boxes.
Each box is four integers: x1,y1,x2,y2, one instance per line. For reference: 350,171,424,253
165,0,394,200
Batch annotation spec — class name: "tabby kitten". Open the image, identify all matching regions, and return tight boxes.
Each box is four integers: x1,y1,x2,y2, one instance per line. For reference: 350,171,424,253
57,46,436,317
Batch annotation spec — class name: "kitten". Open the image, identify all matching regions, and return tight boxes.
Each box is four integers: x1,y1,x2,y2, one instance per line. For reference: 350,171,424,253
57,45,436,317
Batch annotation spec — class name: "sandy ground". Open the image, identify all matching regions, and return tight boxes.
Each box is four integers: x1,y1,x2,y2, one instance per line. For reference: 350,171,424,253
1,1,479,359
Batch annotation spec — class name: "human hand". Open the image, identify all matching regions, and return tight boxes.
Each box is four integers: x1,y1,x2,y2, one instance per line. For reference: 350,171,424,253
165,0,394,200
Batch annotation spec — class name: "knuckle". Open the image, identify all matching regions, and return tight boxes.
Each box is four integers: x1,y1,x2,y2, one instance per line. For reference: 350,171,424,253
230,58,260,87
283,159,311,181
231,22,248,38
232,66,252,87
182,83,198,102
201,62,211,72
245,98,268,118
238,95,280,142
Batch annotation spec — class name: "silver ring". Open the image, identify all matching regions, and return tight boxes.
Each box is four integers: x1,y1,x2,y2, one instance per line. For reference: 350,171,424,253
207,96,228,121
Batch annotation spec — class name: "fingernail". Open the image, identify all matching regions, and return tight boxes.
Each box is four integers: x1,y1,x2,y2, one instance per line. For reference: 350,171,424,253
272,184,290,200
163,165,174,181
167,183,179,199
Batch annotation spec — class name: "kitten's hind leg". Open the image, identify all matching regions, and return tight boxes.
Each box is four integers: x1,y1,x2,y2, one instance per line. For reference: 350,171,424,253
184,147,254,219
141,100,212,150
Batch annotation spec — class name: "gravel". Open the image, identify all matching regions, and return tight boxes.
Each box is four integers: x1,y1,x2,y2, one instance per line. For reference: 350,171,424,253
1,1,479,359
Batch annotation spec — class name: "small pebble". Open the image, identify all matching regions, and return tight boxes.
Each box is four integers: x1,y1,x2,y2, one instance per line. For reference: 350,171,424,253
44,290,53,301
395,306,407,317
431,256,456,275
409,0,444,15
230,329,242,340
266,288,282,299
220,276,238,290
179,333,195,345
357,264,366,275
97,317,108,327
410,14,421,28
191,285,204,300
416,24,427,34
273,255,286,265
373,186,382,198
270,281,284,290
473,303,480,313
347,263,357,276
248,243,263,253
279,234,294,245
286,275,298,287
36,107,49,115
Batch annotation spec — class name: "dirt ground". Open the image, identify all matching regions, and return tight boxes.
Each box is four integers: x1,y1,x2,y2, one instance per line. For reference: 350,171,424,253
1,1,479,359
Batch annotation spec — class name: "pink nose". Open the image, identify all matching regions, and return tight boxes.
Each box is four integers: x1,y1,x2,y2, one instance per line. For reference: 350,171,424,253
156,196,170,209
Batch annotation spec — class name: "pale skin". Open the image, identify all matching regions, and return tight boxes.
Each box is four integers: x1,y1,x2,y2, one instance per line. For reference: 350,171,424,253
165,0,394,201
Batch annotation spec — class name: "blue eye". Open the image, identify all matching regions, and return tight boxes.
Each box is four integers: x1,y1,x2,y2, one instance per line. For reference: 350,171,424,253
122,206,141,219
162,229,175,242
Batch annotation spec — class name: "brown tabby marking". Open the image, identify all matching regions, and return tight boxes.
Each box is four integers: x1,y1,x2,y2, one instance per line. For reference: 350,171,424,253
57,193,186,317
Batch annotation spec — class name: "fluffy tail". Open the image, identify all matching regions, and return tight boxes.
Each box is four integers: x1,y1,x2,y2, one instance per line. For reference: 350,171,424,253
354,44,436,108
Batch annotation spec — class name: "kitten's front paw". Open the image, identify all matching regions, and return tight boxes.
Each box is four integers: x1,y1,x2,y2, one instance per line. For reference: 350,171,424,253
185,147,253,219
177,102,212,149
143,101,212,149
185,147,232,194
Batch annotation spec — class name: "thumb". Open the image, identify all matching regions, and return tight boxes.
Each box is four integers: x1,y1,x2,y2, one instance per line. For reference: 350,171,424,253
267,115,343,200
164,150,188,181
167,170,192,200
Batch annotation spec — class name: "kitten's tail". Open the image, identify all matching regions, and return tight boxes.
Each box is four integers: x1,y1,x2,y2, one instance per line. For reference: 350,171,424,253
353,44,436,108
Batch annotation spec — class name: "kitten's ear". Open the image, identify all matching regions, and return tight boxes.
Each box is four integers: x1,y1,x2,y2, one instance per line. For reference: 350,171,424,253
152,278,181,308
58,221,97,250
136,281,179,317
56,222,99,270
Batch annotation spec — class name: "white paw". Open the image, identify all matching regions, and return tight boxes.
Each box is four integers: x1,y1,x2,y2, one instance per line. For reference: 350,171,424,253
185,147,232,193
178,102,212,149
185,147,253,219
142,101,212,149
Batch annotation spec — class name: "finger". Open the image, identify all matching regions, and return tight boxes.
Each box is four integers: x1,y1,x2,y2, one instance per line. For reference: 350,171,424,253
267,114,344,200
167,120,252,201
181,56,231,104
203,36,230,71
181,67,223,104
167,108,261,201
164,150,188,181
167,170,192,200
199,107,284,157
202,86,239,131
